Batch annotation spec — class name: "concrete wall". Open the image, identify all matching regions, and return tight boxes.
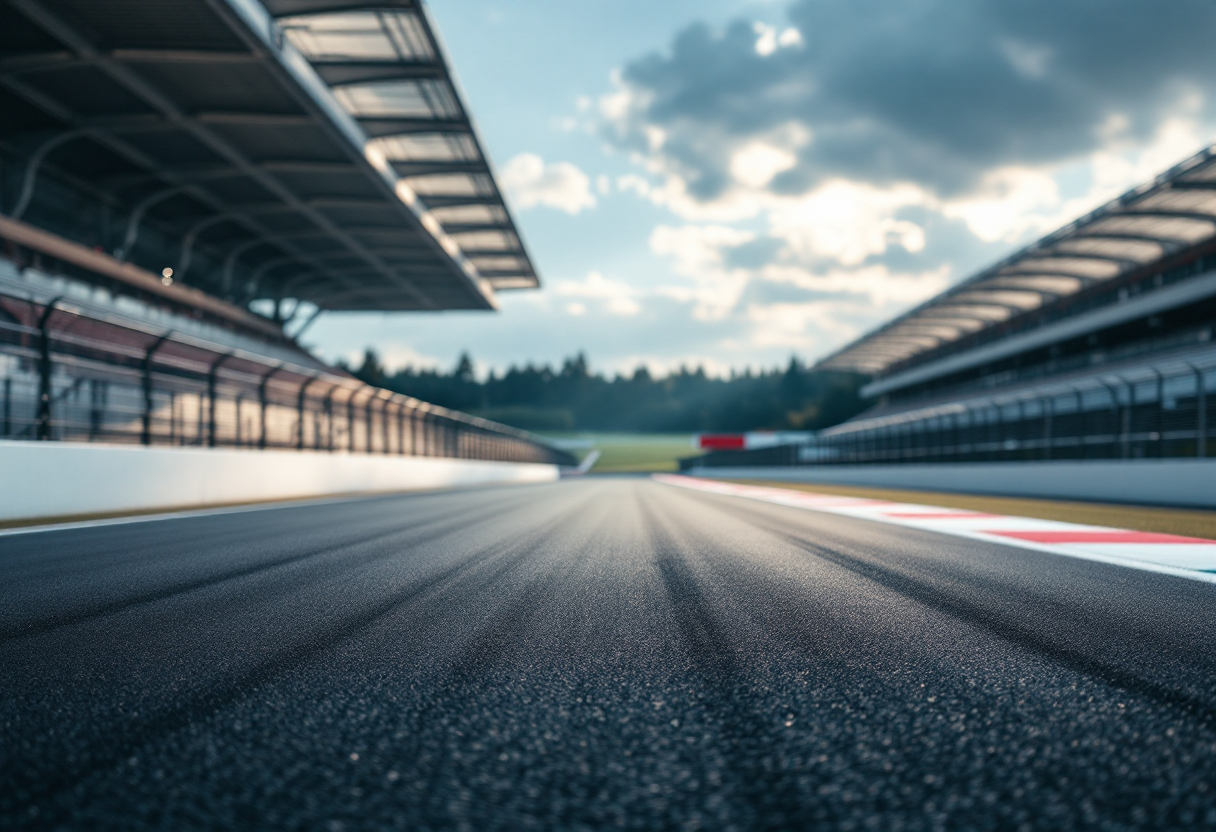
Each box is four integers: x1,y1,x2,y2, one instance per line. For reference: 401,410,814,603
686,459,1216,508
0,440,558,522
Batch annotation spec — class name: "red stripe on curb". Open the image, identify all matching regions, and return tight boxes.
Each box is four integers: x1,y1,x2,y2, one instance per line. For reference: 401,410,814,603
986,530,1215,545
654,475,1216,583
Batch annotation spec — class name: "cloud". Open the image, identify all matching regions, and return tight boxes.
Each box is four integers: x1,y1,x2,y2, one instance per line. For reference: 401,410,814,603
649,224,755,320
752,22,803,58
603,0,1216,202
554,271,641,316
500,153,597,214
589,0,1216,364
765,180,928,265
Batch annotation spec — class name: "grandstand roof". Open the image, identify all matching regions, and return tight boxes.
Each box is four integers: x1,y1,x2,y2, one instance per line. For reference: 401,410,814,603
0,0,537,313
817,143,1216,376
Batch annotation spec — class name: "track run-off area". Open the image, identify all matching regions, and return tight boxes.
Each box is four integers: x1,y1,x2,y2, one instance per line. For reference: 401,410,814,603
3,475,1216,830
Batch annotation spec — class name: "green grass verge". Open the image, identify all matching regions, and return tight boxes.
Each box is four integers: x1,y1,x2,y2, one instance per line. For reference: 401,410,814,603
536,432,695,473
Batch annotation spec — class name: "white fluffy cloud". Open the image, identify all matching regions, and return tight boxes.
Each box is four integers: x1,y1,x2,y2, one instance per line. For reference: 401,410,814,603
554,271,641,316
586,2,1216,363
767,180,928,266
649,225,754,320
500,153,597,214
753,22,803,57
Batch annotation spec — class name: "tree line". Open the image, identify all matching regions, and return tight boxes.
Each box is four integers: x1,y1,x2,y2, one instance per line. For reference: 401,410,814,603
347,350,869,433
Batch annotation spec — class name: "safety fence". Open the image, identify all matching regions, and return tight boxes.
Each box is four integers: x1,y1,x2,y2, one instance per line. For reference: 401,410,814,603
0,287,575,467
683,349,1216,470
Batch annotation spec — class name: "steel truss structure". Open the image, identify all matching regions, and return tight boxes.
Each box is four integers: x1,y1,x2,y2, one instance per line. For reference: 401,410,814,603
0,0,537,321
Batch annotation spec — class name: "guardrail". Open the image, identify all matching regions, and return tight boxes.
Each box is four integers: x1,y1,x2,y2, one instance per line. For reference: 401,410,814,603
683,350,1215,470
0,287,575,467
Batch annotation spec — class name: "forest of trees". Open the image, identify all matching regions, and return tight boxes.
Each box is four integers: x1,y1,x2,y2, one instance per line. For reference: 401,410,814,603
348,350,869,433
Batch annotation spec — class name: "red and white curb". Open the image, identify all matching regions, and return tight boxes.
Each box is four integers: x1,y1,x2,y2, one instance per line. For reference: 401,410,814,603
654,474,1216,585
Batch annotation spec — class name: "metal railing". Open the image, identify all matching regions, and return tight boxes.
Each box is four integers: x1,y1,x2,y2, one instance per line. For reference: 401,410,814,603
683,351,1215,470
0,288,575,467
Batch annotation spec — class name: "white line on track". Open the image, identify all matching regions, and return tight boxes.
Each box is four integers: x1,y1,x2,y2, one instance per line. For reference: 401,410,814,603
0,493,396,538
655,474,1216,586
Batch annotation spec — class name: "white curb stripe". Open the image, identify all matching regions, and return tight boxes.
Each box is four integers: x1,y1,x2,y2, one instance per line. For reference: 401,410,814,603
654,474,1216,585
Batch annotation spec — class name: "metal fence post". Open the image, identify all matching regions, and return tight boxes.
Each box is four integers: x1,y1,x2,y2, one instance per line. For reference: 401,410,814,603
207,352,232,448
1189,363,1206,458
1042,394,1052,460
323,386,336,451
1097,379,1120,460
141,332,173,446
1111,376,1131,459
88,379,103,440
258,365,281,449
36,297,63,441
296,374,318,450
365,392,375,453
396,401,405,455
1152,368,1164,458
382,396,392,454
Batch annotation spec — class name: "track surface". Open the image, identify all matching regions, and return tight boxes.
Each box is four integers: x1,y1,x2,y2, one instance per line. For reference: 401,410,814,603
3,476,1216,830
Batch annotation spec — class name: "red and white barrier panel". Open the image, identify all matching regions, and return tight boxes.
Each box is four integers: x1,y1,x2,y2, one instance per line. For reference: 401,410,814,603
654,474,1216,584
693,432,814,451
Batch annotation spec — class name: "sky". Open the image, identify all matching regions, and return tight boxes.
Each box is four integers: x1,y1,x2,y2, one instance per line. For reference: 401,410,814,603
306,0,1216,378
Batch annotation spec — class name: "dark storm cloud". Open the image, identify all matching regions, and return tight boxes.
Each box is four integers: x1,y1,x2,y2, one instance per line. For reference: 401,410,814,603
606,0,1216,200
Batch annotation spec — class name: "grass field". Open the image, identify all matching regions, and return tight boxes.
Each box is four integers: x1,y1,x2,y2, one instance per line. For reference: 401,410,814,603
724,479,1216,540
536,433,695,473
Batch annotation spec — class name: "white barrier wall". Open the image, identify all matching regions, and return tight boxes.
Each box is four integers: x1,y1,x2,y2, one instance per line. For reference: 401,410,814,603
687,459,1216,509
0,440,558,522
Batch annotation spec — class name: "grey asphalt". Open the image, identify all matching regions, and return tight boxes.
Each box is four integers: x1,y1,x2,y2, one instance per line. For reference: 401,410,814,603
2,476,1216,831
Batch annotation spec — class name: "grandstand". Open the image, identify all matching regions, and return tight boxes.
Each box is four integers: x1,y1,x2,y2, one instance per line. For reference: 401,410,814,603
686,144,1216,472
0,0,569,466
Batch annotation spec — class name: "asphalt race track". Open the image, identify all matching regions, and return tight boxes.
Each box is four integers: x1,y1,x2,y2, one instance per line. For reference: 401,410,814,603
3,476,1216,830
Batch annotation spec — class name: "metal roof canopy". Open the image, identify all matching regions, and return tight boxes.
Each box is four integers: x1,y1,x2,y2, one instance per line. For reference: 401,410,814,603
816,144,1216,376
0,0,539,318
